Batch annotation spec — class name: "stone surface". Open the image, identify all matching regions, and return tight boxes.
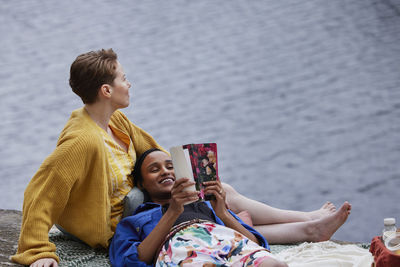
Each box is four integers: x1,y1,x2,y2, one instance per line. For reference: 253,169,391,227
0,209,23,266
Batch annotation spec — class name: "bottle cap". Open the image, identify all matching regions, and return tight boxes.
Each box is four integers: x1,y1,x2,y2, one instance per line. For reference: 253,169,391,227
384,218,396,225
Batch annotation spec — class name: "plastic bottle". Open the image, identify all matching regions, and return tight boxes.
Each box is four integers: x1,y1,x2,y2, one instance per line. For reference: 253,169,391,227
385,232,400,252
382,218,397,242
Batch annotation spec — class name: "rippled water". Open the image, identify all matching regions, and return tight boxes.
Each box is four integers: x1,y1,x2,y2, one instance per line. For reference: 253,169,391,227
1,0,400,243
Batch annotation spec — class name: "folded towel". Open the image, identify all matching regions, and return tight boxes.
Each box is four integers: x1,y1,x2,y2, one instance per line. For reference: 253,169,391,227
275,240,373,267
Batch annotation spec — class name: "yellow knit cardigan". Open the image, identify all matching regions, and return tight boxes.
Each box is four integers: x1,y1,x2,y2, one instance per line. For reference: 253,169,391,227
12,108,164,265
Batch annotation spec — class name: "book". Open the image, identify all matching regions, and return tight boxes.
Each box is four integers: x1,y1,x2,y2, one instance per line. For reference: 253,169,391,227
170,143,219,201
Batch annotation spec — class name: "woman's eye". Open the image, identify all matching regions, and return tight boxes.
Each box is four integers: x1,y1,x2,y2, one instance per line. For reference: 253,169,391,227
166,164,174,170
150,168,159,173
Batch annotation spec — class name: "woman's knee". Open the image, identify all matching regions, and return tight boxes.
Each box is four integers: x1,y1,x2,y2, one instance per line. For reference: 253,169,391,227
221,182,237,196
221,182,241,211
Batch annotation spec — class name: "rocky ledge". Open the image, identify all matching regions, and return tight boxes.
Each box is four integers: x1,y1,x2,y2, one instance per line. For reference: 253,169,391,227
0,209,23,266
0,209,372,267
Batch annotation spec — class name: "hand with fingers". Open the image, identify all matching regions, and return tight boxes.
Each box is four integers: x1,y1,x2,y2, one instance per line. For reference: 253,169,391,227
168,178,199,215
30,258,58,267
203,180,228,218
136,177,199,264
203,179,261,244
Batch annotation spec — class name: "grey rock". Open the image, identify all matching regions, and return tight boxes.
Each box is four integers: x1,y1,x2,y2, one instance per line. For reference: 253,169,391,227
0,209,23,266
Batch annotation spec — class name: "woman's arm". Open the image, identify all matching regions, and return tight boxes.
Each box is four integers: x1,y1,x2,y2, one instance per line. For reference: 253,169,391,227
138,178,198,264
137,179,198,263
204,181,260,245
111,178,199,266
136,208,180,263
12,135,96,265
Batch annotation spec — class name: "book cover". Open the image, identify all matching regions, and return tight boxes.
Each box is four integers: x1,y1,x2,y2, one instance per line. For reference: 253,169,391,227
170,143,219,201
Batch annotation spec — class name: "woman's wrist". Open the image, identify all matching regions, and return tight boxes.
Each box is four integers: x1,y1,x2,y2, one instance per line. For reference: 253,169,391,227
215,209,231,222
164,205,183,219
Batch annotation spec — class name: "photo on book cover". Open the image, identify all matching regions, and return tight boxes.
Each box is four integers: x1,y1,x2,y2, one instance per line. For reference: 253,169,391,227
170,143,219,201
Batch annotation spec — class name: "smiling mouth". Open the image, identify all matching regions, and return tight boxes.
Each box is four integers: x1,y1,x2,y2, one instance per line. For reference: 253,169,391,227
160,177,175,184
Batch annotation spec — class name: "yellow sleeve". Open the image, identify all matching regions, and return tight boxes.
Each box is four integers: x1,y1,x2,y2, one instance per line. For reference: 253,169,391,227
131,123,168,156
11,135,94,265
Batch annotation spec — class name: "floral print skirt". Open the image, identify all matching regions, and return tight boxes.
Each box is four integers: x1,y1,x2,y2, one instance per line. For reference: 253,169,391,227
156,220,273,267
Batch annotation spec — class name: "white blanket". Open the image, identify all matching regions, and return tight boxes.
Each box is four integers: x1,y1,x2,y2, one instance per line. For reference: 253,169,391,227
275,241,373,267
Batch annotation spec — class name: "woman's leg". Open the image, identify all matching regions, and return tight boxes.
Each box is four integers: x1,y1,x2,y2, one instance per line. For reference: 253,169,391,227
222,182,336,225
240,250,288,267
258,257,288,267
253,202,351,244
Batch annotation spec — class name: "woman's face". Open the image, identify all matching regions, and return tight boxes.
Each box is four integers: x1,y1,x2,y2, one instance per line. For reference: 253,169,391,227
109,61,131,109
141,151,176,199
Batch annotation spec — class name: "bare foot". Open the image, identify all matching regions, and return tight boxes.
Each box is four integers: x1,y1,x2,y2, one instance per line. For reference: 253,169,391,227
308,201,337,220
308,201,351,242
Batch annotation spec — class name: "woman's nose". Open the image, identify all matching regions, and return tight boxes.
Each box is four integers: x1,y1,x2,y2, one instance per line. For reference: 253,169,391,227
161,166,171,175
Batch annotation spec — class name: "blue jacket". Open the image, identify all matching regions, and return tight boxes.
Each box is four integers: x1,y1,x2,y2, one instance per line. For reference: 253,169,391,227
109,201,269,267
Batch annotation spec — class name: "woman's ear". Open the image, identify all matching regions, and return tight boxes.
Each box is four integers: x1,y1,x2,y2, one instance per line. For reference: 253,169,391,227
99,84,113,99
134,178,144,190
137,183,144,190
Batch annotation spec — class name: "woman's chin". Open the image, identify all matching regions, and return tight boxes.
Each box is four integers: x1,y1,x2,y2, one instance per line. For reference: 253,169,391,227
156,183,174,193
153,191,172,200
162,185,174,194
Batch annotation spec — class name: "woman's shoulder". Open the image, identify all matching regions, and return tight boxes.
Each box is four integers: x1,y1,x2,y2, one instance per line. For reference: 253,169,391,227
111,110,130,125
108,110,135,133
56,111,104,151
110,110,154,141
120,203,162,227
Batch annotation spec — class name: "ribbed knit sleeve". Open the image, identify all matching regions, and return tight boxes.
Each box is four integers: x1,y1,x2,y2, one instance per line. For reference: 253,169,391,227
11,132,103,265
12,109,114,265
